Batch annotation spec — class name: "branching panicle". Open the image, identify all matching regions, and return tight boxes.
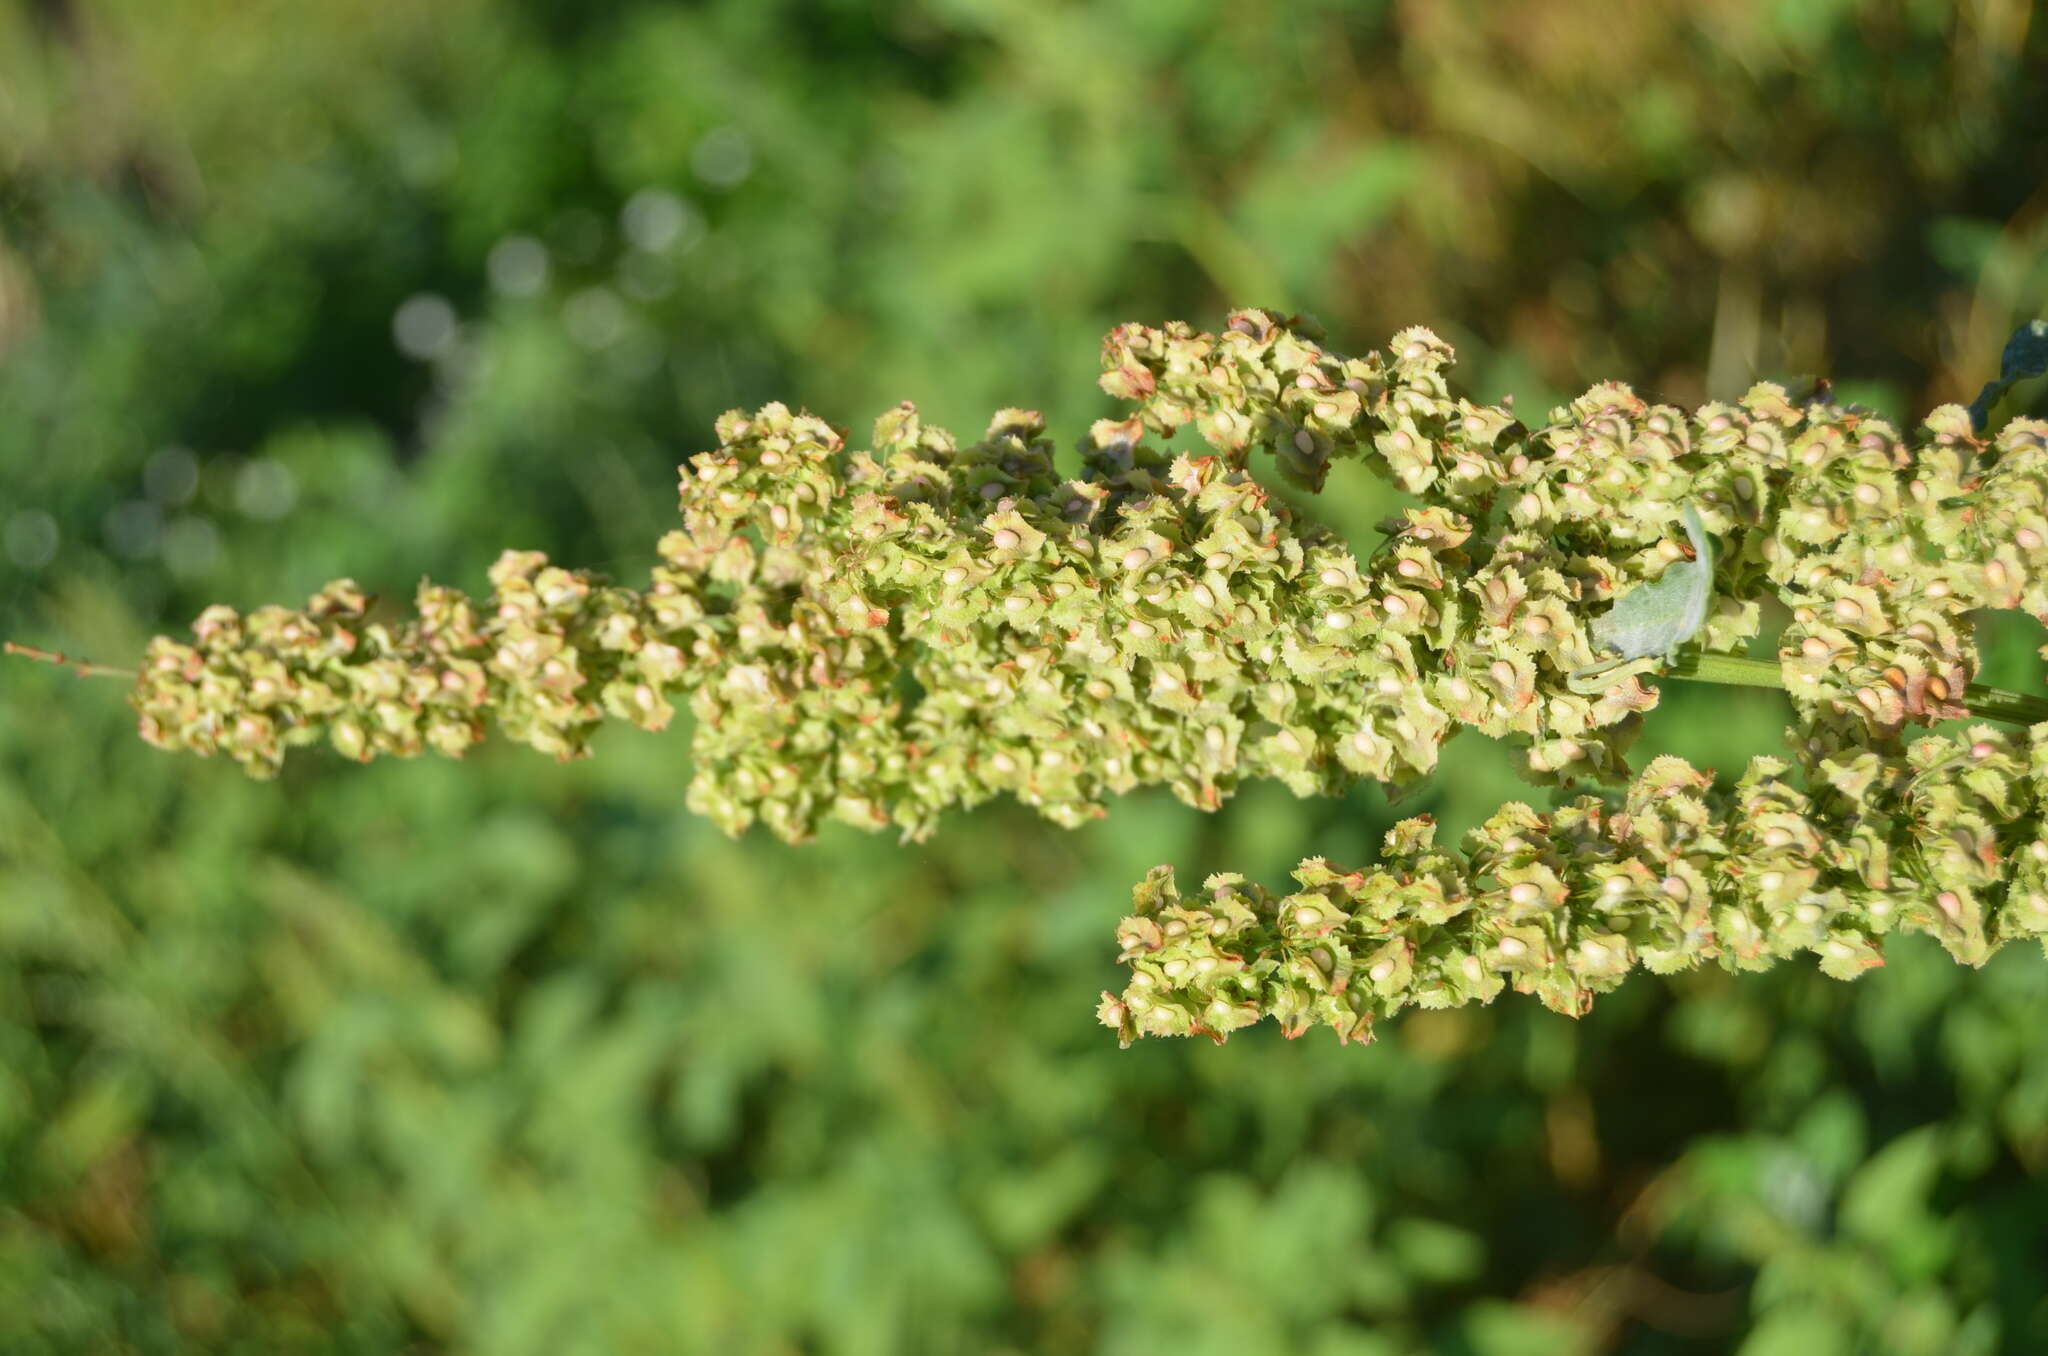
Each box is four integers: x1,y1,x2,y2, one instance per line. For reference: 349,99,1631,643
108,310,2048,1044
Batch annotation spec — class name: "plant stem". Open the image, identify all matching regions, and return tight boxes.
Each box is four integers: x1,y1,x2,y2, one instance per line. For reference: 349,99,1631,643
1669,652,1790,691
1666,651,2048,727
1951,685,2048,728
2,641,136,682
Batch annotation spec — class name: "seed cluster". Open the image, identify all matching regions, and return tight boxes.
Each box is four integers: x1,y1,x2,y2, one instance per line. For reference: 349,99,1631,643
1099,727,2048,1046
125,310,2048,1042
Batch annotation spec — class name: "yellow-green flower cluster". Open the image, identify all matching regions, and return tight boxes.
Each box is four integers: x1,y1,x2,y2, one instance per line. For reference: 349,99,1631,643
1100,725,2048,1046
124,309,2048,1043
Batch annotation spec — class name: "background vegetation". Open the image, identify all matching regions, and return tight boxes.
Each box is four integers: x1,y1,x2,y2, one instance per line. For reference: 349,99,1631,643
4,1,2048,1350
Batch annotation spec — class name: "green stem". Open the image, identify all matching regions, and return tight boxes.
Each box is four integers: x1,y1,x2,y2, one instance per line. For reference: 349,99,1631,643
1668,652,1789,691
1665,651,2048,728
3,640,136,682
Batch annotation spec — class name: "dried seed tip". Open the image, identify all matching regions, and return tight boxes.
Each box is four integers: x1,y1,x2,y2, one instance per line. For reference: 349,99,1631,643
2019,527,2044,551
1368,959,1395,982
1800,637,1831,659
1926,675,1950,701
1293,430,1316,454
1660,876,1689,902
1395,558,1423,578
1324,611,1351,631
1507,882,1541,906
1293,905,1322,927
1832,598,1863,623
1986,560,2010,588
1189,584,1216,609
1971,740,1996,759
1122,547,1153,571
1319,567,1347,587
1521,616,1551,637
1794,902,1822,924
991,528,1021,551
1937,891,1962,921
1854,483,1881,506
1497,936,1527,957
1516,493,1542,518
1881,666,1907,691
942,566,968,585
1383,595,1409,616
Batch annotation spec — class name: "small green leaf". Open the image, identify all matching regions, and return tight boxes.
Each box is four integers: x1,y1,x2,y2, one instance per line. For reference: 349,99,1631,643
1567,505,1714,692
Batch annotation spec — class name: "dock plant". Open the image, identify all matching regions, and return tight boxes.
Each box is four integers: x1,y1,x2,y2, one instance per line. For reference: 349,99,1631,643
57,310,2048,1047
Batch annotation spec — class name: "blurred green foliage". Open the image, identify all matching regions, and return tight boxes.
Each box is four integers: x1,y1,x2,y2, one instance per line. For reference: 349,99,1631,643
3,0,2048,1351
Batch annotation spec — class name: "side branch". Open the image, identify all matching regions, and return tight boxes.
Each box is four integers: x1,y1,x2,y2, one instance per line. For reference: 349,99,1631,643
1102,728,2048,1046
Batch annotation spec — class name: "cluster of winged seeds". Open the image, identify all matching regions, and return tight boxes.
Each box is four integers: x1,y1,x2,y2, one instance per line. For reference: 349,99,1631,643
1100,730,2048,1046
126,311,2048,1044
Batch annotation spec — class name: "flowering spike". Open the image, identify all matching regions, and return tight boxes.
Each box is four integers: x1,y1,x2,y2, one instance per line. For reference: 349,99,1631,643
70,313,2048,1044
